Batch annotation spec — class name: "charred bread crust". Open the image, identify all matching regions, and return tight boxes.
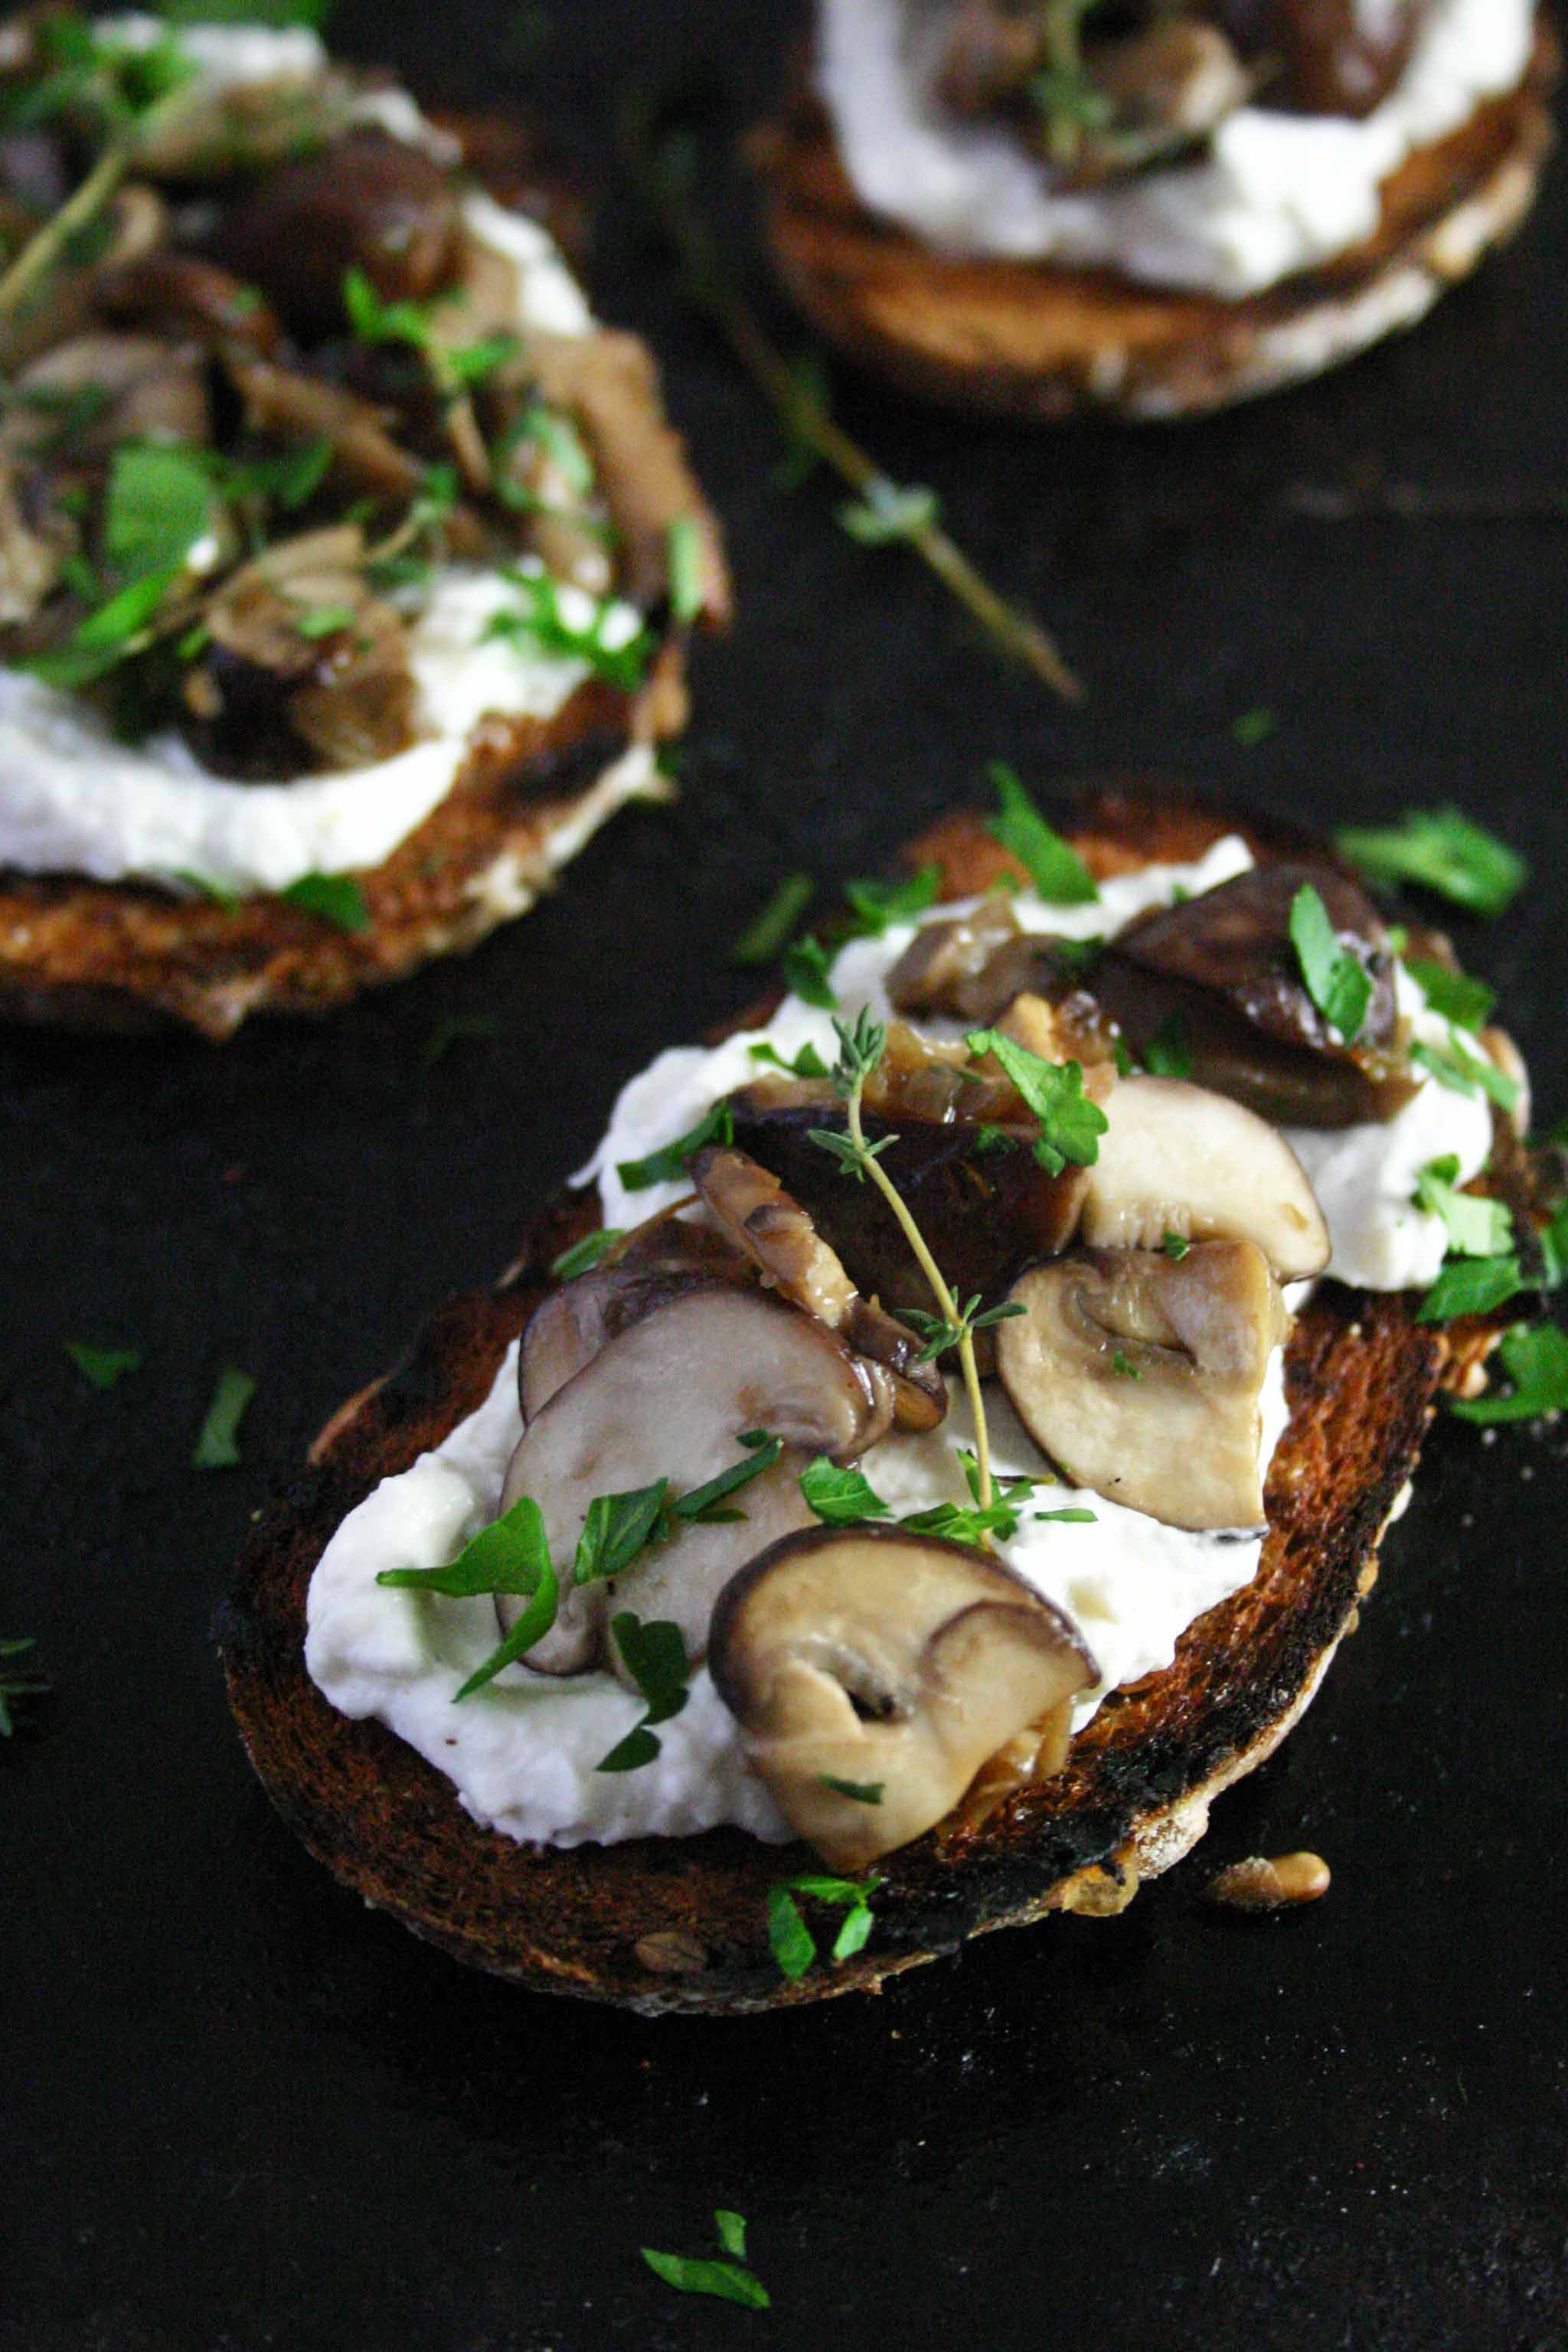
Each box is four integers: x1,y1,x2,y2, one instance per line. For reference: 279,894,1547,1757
756,15,1559,421
0,120,728,1039
219,786,1518,2012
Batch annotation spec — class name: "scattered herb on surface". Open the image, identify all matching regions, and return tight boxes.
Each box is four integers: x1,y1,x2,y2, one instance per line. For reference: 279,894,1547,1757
1451,1321,1568,1423
378,1493,560,1701
485,568,651,694
1334,808,1526,916
1404,956,1495,1032
1410,1033,1520,1114
665,513,704,622
779,934,838,1011
191,1364,256,1470
597,1613,689,1772
1289,883,1371,1043
1142,1015,1192,1079
1162,1230,1191,1259
987,763,1099,905
963,1027,1109,1176
1110,1349,1142,1380
550,1227,626,1281
731,872,814,965
0,1637,49,1739
1416,1256,1524,1326
672,1435,785,1526
766,1871,880,1981
818,1775,884,1805
1414,1156,1514,1261
64,1341,142,1390
573,1483,670,1586
1035,1507,1097,1524
749,1038,830,1080
279,873,370,933
616,1099,733,1191
642,2210,769,2310
844,865,942,936
799,1458,891,1526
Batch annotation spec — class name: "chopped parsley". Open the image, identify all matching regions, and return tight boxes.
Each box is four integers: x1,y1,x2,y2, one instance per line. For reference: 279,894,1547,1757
1142,1014,1192,1079
1334,808,1526,917
1413,1155,1514,1261
279,873,371,933
616,1100,733,1191
1404,956,1495,1032
986,762,1099,906
1035,1507,1097,1524
843,864,942,936
766,1872,880,1980
749,1038,830,1080
550,1227,626,1281
1110,1348,1142,1380
1410,1033,1521,1115
964,1027,1109,1175
1162,1230,1192,1259
1231,706,1276,747
191,1365,256,1470
672,1433,785,1525
377,1492,559,1701
779,934,838,1011
1416,1256,1524,1326
293,603,356,641
0,1637,49,1739
818,1775,884,1805
597,1613,690,1773
1451,1321,1568,1424
484,569,651,694
799,1457,891,1526
665,514,704,622
1289,883,1372,1044
573,1483,670,1586
642,2211,769,2311
64,1341,142,1390
731,872,814,965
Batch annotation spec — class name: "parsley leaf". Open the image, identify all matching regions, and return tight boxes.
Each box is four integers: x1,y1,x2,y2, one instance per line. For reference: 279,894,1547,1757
986,762,1098,905
749,1037,830,1080
731,872,814,965
191,1365,256,1470
714,2211,748,2260
1162,1230,1191,1259
0,1636,49,1740
766,1873,880,1980
1414,1156,1514,1260
799,1456,891,1525
1232,706,1276,747
1335,808,1526,916
598,1613,689,1772
342,265,435,350
64,1341,141,1390
294,603,355,641
550,1227,626,1281
1142,1014,1191,1079
673,1435,784,1524
666,514,704,622
1111,1349,1142,1379
1410,1033,1521,1114
484,569,651,694
1416,1256,1524,1325
780,934,837,1010
843,864,941,936
964,1028,1109,1174
1289,883,1372,1043
1035,1507,1097,1524
818,1775,884,1805
279,873,370,932
378,1495,559,1702
573,1484,669,1585
616,1100,733,1191
641,2249,769,2311
1404,956,1495,1032
1451,1321,1568,1423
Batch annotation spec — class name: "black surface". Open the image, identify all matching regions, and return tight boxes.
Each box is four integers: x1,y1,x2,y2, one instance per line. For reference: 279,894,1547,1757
7,5,1568,2347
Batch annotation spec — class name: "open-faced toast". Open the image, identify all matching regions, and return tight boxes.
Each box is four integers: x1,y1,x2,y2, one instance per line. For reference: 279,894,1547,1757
220,785,1537,2013
756,10,1558,421
0,18,727,1037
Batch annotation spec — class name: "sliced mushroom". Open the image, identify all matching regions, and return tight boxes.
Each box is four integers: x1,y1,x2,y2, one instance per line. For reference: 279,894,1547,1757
997,1243,1288,1530
498,1288,894,1677
1078,18,1252,172
884,893,1024,1015
691,1145,946,1432
709,1526,1097,1870
224,354,427,505
96,253,282,357
6,332,211,457
1216,0,1421,117
520,1217,750,1423
210,131,462,340
1080,1076,1329,1278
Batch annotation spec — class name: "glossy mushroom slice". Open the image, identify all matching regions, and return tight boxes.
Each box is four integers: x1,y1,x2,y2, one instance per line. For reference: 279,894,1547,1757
497,1287,895,1680
997,1242,1289,1531
709,1526,1097,1872
690,1145,947,1432
1081,1076,1329,1278
519,1217,750,1423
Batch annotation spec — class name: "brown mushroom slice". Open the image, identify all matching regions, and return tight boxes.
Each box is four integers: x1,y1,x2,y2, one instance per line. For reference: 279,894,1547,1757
224,354,427,505
709,1527,1097,1871
497,1288,893,1676
884,894,1024,1016
1081,1076,1329,1278
519,1218,751,1423
997,1243,1288,1531
691,1145,947,1432
96,253,283,357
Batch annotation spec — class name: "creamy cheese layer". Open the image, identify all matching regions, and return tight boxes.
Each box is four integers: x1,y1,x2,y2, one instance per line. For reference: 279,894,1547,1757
818,0,1536,296
0,71,611,893
306,833,1494,1851
305,1338,1288,1849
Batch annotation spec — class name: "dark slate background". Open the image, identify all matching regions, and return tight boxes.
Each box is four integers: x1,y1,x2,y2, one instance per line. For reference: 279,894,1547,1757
6,5,1566,2347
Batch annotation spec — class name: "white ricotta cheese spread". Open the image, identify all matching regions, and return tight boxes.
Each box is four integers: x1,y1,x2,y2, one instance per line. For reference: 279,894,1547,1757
306,833,1493,1851
0,162,619,893
818,0,1536,296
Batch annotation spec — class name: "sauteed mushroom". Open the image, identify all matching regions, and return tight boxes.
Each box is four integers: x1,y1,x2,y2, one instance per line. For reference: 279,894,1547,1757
1081,1076,1329,1276
519,1220,750,1423
709,1526,1096,1870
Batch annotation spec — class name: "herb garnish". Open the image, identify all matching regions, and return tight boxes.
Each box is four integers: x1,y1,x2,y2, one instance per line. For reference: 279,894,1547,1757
64,1341,142,1390
191,1364,256,1470
987,763,1099,905
779,934,838,1011
642,2211,769,2311
843,864,942,936
598,1612,690,1772
1334,808,1526,916
1142,1015,1192,1079
1404,957,1495,1032
838,475,941,546
673,1433,785,1525
766,1871,880,1980
665,514,704,622
1289,883,1372,1044
573,1483,671,1585
1232,707,1277,747
1162,1230,1192,1259
731,873,814,965
1410,1033,1521,1115
378,1493,560,1701
799,1457,891,1526
1110,1349,1142,1380
279,873,371,933
962,1027,1109,1175
616,1100,733,1191
1451,1321,1568,1424
0,1637,49,1739
1413,1156,1514,1261
818,1775,884,1805
1416,1256,1524,1326
484,569,652,694
749,1038,830,1080
550,1227,626,1281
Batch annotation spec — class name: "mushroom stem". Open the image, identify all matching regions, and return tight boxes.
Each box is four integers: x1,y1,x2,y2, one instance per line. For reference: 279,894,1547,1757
844,1083,993,1517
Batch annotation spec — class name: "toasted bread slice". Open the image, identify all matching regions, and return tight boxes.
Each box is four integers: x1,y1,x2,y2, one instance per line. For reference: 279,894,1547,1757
219,786,1529,2011
0,104,727,1039
756,16,1558,421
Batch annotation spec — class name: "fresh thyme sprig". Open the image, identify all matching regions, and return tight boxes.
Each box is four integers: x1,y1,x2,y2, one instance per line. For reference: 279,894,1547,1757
619,96,1081,702
809,1009,1004,1518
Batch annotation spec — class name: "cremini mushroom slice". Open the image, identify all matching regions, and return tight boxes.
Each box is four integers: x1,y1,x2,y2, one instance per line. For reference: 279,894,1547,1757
691,1145,947,1432
708,1526,1097,1871
1080,1076,1329,1278
498,1287,893,1677
997,1242,1288,1530
519,1217,750,1423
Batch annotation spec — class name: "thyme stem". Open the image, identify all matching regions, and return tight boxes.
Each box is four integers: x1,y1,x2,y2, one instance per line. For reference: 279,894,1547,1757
621,102,1082,704
0,80,203,328
844,1083,994,1517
